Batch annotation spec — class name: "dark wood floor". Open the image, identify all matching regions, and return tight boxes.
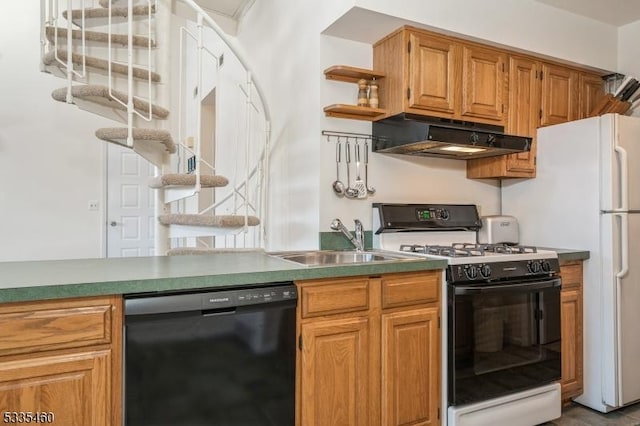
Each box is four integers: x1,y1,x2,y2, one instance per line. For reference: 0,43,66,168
541,402,640,425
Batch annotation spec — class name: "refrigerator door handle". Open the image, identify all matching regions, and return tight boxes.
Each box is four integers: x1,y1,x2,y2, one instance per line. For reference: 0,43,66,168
615,213,630,279
614,145,629,212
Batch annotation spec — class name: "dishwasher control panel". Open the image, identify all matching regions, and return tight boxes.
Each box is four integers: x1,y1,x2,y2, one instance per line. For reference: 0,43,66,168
125,283,298,316
202,284,298,309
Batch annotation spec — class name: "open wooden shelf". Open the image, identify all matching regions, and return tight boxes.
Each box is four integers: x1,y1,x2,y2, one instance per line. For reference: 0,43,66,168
323,104,386,121
323,66,387,121
324,65,385,84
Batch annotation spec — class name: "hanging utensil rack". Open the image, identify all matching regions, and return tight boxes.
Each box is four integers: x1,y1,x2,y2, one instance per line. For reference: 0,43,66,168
323,130,381,200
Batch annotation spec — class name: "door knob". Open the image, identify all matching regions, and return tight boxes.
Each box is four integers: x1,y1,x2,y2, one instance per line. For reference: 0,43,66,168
110,221,118,227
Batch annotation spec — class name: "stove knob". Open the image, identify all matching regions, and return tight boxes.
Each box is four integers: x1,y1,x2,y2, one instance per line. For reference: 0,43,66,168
479,264,492,278
541,260,551,272
464,265,478,280
440,209,450,220
528,260,542,274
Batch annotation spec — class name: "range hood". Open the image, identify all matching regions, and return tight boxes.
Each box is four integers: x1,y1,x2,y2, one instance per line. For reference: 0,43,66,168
372,113,532,159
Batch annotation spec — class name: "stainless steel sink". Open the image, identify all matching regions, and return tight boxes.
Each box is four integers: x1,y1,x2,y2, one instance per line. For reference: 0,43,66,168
269,250,418,266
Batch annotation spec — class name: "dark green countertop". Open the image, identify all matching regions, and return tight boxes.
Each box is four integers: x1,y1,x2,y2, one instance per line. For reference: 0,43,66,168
0,248,588,304
0,252,447,303
547,248,590,262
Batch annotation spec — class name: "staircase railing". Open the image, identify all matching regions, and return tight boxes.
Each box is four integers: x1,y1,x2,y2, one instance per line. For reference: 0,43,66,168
105,0,155,147
174,0,271,249
40,0,272,252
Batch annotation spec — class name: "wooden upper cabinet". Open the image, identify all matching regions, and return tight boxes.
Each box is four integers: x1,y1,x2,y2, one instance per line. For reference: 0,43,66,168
507,57,541,138
505,56,540,174
461,45,507,122
373,26,607,180
541,63,579,126
408,32,458,114
580,72,605,118
373,27,507,126
467,56,538,179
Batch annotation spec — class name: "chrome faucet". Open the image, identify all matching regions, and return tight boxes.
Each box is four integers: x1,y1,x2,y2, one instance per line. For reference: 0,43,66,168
330,218,364,251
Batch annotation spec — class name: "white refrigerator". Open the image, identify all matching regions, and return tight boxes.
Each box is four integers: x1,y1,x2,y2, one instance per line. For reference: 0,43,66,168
501,113,640,413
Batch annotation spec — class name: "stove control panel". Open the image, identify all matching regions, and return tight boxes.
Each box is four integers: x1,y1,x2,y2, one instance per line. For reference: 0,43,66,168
449,258,559,284
373,203,481,233
416,207,450,221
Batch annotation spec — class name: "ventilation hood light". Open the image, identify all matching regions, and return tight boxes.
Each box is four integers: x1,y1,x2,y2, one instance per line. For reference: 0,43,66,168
438,146,487,154
372,113,532,160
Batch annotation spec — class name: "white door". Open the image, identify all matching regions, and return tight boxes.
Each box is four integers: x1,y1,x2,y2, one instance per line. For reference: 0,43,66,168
106,143,156,257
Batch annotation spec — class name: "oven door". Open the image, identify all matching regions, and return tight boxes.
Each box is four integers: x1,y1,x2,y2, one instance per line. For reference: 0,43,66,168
447,278,561,406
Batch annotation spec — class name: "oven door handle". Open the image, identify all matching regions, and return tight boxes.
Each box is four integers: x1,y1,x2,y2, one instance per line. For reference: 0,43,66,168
454,278,561,295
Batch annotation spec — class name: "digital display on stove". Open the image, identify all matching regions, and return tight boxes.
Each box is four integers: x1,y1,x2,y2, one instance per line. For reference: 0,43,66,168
417,209,433,221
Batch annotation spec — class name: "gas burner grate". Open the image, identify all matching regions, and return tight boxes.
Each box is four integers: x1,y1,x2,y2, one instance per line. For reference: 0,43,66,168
453,243,538,254
400,244,484,257
399,243,541,258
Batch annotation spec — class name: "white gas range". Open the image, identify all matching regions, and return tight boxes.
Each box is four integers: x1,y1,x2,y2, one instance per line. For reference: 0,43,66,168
373,203,558,266
373,203,562,426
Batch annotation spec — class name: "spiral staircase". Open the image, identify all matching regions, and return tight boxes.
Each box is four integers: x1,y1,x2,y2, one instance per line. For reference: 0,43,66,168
40,0,271,255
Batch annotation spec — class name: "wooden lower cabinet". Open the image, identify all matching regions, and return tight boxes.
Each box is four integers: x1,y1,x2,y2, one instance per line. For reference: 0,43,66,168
382,307,440,426
300,316,371,426
296,271,442,426
559,261,584,402
0,296,122,426
0,350,112,426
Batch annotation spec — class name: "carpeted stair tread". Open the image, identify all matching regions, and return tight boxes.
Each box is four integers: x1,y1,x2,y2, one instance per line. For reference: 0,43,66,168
149,173,229,188
52,84,169,119
45,26,155,47
99,0,146,7
63,5,154,22
166,247,265,256
95,127,176,153
159,214,260,228
44,50,161,82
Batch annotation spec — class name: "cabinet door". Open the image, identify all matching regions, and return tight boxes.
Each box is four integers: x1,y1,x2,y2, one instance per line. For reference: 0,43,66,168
381,307,439,426
579,73,605,118
561,288,583,401
506,56,541,174
541,63,579,126
408,32,458,115
0,350,112,426
300,316,370,426
461,45,507,123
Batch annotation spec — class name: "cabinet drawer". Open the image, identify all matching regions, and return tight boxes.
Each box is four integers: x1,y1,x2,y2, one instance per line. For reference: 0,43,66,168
560,262,583,290
0,297,114,356
382,272,440,309
300,279,369,318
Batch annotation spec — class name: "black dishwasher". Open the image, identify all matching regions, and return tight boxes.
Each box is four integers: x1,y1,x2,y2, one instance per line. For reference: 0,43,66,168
124,283,297,426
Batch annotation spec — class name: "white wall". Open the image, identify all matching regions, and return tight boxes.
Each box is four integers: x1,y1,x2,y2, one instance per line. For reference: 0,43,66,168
0,2,114,261
238,0,334,250
351,0,618,71
238,0,618,250
618,20,640,117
